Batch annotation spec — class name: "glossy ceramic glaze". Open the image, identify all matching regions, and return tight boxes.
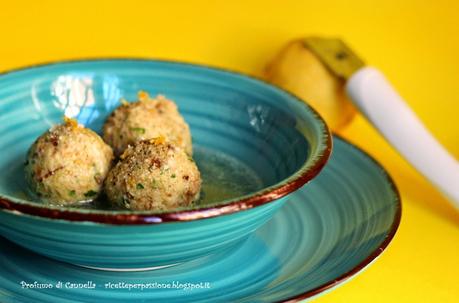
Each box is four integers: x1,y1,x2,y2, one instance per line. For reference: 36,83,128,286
0,59,330,268
0,137,401,302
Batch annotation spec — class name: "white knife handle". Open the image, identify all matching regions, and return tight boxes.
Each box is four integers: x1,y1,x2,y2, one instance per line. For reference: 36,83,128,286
346,67,459,209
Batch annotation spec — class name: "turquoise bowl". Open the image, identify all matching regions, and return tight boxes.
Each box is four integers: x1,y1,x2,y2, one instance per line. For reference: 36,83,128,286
0,59,331,269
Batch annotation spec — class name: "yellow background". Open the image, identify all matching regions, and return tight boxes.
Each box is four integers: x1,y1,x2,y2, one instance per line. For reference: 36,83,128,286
1,0,458,302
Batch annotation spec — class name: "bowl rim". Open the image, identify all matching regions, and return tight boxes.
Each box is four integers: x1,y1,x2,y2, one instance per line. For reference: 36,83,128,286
0,58,332,225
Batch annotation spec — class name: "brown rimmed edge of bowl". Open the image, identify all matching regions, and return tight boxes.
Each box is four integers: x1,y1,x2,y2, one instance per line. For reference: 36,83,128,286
277,134,402,303
0,58,332,225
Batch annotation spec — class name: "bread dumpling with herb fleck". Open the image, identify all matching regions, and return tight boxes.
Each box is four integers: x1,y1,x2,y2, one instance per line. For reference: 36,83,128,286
104,137,201,211
24,118,114,204
103,91,192,157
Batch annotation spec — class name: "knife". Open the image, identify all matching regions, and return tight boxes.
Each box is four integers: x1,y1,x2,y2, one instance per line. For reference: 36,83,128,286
303,37,459,209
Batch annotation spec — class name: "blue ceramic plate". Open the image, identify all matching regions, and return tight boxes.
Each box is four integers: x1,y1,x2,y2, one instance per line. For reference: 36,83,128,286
0,137,401,303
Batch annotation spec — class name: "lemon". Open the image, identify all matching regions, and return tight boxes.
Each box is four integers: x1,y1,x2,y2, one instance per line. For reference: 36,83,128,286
265,40,355,130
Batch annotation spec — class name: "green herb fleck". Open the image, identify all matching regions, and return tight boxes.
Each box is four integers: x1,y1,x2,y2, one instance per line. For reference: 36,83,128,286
136,183,144,190
130,127,146,134
187,155,194,162
151,179,158,189
84,190,97,197
69,190,76,197
171,174,176,178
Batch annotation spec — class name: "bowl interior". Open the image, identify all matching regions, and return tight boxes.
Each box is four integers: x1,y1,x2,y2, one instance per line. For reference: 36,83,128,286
0,60,329,213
